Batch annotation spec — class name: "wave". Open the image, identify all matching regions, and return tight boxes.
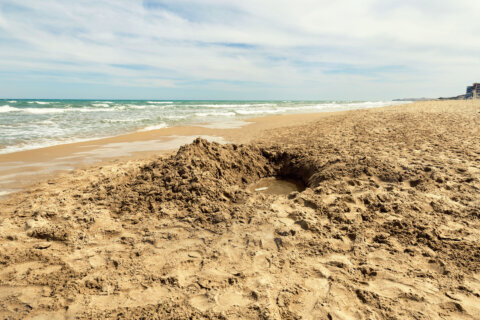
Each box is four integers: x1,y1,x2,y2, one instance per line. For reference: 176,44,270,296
127,104,153,110
271,105,330,112
138,123,168,132
235,109,282,115
7,106,124,114
7,100,17,103
191,103,277,108
195,112,236,117
34,120,56,125
22,108,66,114
0,105,18,113
76,107,121,113
147,101,174,104
27,101,51,105
163,115,188,120
102,118,149,123
91,103,112,108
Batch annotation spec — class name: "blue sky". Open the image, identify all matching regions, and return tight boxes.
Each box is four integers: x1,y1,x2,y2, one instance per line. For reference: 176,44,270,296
0,0,479,100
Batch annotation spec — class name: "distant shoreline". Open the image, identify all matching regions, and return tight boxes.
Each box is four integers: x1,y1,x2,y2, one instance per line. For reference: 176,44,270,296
0,99,409,155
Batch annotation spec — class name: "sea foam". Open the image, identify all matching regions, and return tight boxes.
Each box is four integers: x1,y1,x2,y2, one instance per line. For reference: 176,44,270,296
28,101,51,105
147,101,174,104
195,111,236,117
0,105,18,113
23,108,66,114
138,123,168,132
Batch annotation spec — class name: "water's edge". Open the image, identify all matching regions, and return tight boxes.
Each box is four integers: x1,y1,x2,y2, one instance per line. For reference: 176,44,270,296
0,100,410,154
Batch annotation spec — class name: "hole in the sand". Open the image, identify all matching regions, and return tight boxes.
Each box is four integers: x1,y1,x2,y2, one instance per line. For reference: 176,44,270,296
249,177,306,195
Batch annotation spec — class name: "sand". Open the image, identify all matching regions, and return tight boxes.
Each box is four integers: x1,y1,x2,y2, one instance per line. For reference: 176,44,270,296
0,100,479,319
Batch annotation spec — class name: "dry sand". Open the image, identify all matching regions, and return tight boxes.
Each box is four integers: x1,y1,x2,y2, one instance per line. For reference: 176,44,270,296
0,100,479,319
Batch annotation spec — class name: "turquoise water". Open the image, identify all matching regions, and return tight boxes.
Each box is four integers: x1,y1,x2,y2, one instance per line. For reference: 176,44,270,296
0,99,407,154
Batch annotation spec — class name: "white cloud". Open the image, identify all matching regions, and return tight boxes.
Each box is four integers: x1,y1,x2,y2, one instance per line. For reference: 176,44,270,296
0,0,479,99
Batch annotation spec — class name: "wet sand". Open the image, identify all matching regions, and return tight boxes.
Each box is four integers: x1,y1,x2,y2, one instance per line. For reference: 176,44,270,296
0,100,479,319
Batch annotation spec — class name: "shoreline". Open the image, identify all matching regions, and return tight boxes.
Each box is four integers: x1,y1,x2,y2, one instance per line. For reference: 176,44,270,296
0,108,369,197
0,99,411,156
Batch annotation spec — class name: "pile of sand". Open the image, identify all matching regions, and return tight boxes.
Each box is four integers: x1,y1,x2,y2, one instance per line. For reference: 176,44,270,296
0,100,479,319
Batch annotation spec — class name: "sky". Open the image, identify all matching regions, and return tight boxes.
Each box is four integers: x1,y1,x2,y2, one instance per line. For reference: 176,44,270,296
0,0,479,100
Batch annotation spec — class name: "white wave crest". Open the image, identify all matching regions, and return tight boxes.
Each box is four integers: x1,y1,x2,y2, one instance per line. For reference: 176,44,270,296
138,123,168,131
20,107,123,114
0,105,19,113
23,108,66,114
163,115,188,119
91,103,112,108
102,118,149,123
77,107,120,112
127,104,151,109
147,101,174,104
235,109,282,115
187,103,276,109
195,112,236,117
27,101,51,105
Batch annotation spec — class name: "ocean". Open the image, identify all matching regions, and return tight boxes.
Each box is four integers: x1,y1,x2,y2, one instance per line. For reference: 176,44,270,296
0,99,408,154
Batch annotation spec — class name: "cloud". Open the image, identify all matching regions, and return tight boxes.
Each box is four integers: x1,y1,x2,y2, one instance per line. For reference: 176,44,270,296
0,0,479,99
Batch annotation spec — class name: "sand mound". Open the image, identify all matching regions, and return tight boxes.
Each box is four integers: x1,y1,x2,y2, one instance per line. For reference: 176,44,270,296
107,138,274,218
1,101,479,319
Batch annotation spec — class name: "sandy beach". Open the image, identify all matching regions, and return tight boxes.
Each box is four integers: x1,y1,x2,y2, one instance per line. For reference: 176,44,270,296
0,100,480,319
0,111,339,197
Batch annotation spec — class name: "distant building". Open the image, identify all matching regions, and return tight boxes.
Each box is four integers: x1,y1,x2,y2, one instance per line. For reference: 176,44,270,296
466,83,480,99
